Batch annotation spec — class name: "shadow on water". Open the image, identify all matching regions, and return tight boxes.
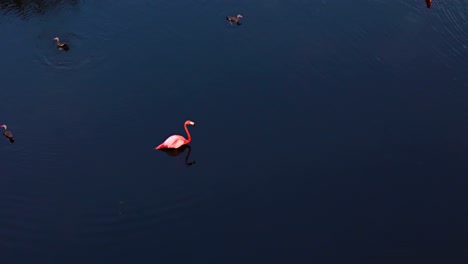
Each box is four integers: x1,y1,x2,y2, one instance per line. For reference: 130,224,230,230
158,145,196,167
0,0,79,19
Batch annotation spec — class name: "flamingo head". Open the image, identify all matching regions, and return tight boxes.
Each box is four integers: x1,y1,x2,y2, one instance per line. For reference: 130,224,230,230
0,124,6,130
237,14,243,19
185,120,195,126
53,37,59,42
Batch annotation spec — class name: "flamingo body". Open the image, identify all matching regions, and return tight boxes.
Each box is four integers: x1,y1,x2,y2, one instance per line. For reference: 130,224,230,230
155,120,195,150
156,135,188,149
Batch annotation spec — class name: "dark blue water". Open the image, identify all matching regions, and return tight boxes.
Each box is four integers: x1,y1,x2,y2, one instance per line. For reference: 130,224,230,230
0,0,467,262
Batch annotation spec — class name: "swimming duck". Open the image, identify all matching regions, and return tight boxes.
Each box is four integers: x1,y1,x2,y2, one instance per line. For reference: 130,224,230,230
226,14,243,25
1,124,14,143
53,37,69,51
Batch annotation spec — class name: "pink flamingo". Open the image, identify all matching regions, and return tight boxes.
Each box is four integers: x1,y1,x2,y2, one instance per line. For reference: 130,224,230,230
155,120,195,150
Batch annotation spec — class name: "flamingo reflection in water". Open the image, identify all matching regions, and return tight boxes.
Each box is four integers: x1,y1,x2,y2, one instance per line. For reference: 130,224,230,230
158,145,196,167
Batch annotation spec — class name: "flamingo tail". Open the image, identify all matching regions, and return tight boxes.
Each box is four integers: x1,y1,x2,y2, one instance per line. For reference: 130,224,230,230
155,144,164,150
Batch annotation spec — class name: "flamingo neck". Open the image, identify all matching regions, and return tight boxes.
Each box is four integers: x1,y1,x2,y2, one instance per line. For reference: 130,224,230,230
184,123,192,144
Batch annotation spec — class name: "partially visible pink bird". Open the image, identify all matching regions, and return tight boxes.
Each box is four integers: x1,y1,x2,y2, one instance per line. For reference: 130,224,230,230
425,0,432,8
155,120,195,150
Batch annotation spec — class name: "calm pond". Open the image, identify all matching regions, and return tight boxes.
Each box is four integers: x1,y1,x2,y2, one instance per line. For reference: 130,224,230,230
0,0,467,262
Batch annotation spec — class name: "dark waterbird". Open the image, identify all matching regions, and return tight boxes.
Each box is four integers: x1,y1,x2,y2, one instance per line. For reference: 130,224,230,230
226,14,243,25
53,37,69,51
1,124,14,143
159,145,196,167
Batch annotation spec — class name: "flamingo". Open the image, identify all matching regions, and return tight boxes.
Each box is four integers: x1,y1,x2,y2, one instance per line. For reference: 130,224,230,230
1,124,15,143
155,120,195,150
226,14,243,25
426,0,432,8
53,37,69,51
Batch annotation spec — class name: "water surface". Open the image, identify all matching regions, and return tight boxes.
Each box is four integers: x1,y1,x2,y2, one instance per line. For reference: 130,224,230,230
0,0,467,262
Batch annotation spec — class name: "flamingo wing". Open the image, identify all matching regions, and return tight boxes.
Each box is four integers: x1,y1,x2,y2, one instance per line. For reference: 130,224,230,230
156,135,187,149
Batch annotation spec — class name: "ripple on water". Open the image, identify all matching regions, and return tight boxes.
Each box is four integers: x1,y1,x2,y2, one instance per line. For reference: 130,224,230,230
337,0,467,70
0,193,54,252
33,32,105,71
431,0,468,66
27,1,116,72
77,184,207,248
0,0,81,21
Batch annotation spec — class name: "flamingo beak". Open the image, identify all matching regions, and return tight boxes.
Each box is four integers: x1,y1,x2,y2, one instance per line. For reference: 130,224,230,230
190,122,195,126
